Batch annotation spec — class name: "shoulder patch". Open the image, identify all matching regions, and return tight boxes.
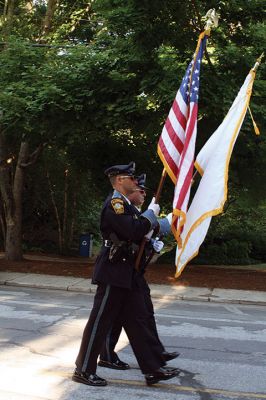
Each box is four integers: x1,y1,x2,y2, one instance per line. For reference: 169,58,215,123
111,198,125,214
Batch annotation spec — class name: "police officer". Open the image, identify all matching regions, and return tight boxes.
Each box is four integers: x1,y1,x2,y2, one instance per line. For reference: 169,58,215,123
98,174,179,370
72,162,179,386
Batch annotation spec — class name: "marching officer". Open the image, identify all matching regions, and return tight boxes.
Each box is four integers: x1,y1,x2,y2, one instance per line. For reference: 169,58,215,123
72,162,179,387
98,174,180,370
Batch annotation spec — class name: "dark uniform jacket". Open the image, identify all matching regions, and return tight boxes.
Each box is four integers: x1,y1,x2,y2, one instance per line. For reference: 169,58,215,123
92,190,158,289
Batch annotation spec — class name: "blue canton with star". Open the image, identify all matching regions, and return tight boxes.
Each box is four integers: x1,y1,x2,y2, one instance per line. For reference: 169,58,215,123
180,36,208,105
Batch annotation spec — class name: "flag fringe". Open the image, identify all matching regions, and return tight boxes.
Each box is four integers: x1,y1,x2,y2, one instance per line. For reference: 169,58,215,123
157,146,177,185
194,160,204,176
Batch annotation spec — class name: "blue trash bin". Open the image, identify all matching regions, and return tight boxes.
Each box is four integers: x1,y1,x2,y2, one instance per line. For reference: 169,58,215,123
79,233,93,257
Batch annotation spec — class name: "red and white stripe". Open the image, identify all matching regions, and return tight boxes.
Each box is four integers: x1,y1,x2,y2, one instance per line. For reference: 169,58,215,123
172,102,198,238
158,91,188,184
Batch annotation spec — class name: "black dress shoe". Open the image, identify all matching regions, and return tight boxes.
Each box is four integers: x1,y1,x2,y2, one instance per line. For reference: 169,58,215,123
98,359,130,370
145,367,179,386
162,351,180,362
72,369,107,386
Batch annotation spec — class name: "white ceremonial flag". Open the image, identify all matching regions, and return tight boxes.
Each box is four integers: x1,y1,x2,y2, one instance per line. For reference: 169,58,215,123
175,68,257,277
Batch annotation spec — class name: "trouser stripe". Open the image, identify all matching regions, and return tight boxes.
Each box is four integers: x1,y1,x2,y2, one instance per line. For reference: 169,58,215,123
105,326,112,361
82,285,111,372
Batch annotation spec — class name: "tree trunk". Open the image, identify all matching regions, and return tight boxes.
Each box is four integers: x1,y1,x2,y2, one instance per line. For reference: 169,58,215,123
3,0,8,18
1,124,46,259
43,0,57,36
0,131,13,255
46,168,63,253
62,168,69,252
2,0,16,37
0,197,6,247
4,142,30,260
0,133,26,260
5,215,22,260
69,191,77,247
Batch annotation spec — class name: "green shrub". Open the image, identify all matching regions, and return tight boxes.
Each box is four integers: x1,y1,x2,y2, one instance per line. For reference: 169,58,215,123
194,239,253,265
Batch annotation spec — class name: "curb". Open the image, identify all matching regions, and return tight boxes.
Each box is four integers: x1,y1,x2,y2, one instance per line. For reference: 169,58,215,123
0,272,266,306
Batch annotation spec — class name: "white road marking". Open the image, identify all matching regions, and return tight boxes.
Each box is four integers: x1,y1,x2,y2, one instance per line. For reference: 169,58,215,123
155,312,266,326
224,305,246,315
0,304,60,323
158,322,266,341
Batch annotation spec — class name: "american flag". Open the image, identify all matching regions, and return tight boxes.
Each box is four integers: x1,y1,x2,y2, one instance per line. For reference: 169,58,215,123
157,32,208,244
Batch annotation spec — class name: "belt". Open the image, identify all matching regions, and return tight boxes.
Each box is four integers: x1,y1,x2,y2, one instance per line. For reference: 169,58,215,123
104,240,112,247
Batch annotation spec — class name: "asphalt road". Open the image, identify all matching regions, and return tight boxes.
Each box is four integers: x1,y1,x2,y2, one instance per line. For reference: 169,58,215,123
0,286,265,400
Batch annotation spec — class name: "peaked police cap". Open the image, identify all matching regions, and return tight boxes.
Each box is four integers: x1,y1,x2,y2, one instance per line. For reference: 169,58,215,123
104,161,136,177
136,173,148,190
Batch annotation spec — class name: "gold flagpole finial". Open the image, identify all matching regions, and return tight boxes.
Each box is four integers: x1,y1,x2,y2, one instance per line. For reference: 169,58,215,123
203,9,219,31
252,52,264,72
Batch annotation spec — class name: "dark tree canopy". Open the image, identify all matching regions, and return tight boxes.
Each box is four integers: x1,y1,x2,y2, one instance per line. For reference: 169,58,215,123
0,0,265,262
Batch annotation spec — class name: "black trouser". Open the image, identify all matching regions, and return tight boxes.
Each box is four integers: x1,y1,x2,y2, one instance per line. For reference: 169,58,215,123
100,275,165,363
140,277,165,354
75,283,165,375
100,316,123,363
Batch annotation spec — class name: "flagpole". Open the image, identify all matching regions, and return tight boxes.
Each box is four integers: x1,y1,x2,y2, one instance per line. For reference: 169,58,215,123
135,10,219,271
135,168,167,271
154,168,167,202
252,52,264,72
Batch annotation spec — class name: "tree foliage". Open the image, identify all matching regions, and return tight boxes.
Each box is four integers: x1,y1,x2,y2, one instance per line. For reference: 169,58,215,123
0,0,265,261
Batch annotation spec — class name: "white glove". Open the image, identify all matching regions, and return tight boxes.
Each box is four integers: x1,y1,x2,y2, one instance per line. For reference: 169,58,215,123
166,212,172,224
148,197,160,216
152,239,164,253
